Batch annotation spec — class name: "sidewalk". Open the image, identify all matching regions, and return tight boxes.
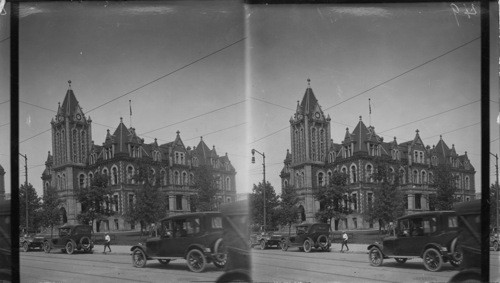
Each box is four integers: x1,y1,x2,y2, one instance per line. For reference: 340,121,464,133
99,243,371,256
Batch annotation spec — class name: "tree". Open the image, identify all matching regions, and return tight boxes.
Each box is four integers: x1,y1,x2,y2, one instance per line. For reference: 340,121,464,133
249,181,280,229
275,185,299,235
364,163,405,233
75,173,114,230
191,165,220,212
314,172,352,226
19,183,42,232
40,186,62,237
491,183,499,229
429,164,458,210
123,163,168,234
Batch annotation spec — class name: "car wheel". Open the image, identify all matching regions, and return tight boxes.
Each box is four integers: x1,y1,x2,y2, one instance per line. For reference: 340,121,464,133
260,240,266,250
450,250,463,267
22,242,29,252
43,241,51,253
423,248,443,272
132,248,147,268
213,238,227,269
158,259,171,265
65,241,75,255
494,241,499,252
186,249,207,273
395,258,407,264
280,240,288,251
368,247,384,267
303,239,312,253
317,235,329,250
80,236,91,251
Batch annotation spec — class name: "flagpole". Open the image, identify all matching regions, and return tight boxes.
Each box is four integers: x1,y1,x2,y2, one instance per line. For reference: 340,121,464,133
129,100,132,127
369,98,371,127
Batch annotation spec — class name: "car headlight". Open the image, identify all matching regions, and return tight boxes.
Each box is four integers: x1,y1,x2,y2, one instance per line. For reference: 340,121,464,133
204,248,211,253
441,247,448,252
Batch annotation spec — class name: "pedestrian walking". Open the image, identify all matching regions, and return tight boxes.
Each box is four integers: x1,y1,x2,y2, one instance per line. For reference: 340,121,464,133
340,231,349,252
103,232,112,253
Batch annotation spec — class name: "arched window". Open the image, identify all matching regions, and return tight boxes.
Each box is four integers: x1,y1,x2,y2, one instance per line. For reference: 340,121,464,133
112,166,118,185
190,173,195,185
465,176,470,190
429,172,434,183
284,180,288,187
366,164,373,183
127,166,134,184
341,166,347,175
350,165,357,183
160,170,166,186
413,170,418,184
102,168,109,181
79,174,85,189
318,172,324,187
226,177,231,190
296,172,301,188
327,171,332,185
174,171,180,185
62,173,66,190
88,172,93,184
421,170,427,184
389,167,395,184
399,168,406,184
57,174,61,190
182,172,188,185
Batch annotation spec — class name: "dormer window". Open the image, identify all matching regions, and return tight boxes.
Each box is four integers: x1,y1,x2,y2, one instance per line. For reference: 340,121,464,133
153,151,161,162
431,156,438,166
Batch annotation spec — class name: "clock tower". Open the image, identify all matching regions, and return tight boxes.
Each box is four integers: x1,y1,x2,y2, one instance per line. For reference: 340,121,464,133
50,80,92,224
288,79,331,221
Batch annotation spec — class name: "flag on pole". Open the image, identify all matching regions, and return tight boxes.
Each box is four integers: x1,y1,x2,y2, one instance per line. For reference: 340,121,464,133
129,100,132,116
369,98,371,114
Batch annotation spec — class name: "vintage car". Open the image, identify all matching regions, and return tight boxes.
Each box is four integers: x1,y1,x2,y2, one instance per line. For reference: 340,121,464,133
367,211,462,272
131,212,227,273
490,227,499,251
216,200,251,283
20,230,44,252
449,200,482,282
280,223,331,253
42,224,94,254
249,226,283,250
0,200,11,282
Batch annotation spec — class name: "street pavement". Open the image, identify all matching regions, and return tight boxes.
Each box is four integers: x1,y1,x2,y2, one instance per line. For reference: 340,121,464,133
96,243,371,255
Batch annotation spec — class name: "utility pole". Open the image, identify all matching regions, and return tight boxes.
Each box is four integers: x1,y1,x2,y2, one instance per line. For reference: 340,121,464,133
492,153,500,229
19,153,28,231
252,149,266,230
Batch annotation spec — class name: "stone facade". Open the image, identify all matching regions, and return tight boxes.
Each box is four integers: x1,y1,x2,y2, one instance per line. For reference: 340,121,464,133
42,83,237,231
280,80,476,230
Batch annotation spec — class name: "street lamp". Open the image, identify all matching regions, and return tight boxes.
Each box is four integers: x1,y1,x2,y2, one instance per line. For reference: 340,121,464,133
251,149,266,230
490,152,499,230
19,153,28,231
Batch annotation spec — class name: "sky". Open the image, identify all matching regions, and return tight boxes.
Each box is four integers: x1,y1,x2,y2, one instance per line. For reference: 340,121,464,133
0,3,10,197
5,1,499,199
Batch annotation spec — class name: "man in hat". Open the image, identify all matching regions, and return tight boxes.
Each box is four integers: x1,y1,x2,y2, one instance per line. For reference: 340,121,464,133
103,232,112,253
340,231,349,252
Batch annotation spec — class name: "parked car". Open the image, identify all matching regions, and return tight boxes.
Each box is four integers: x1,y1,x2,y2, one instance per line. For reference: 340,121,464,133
130,212,227,273
0,200,11,282
449,200,482,282
20,230,44,252
490,227,499,251
249,226,283,250
367,211,462,272
42,224,94,254
280,223,331,252
216,200,251,283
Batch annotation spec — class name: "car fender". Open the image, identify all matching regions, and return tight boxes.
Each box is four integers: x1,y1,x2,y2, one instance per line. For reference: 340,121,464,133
421,243,446,257
367,242,383,252
130,244,146,254
185,243,208,257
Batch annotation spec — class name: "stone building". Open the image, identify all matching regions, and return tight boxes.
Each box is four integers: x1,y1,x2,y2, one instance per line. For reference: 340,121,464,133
42,83,237,231
280,79,476,230
0,164,5,200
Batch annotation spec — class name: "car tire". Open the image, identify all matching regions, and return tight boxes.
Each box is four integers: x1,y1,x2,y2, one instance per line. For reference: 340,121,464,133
132,248,147,268
260,240,266,250
22,242,29,252
423,248,443,272
186,249,207,273
368,247,384,267
494,241,499,252
395,258,407,264
43,241,51,253
450,250,463,267
65,241,75,255
317,235,329,250
80,236,91,252
158,259,171,265
303,239,312,253
213,238,227,269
